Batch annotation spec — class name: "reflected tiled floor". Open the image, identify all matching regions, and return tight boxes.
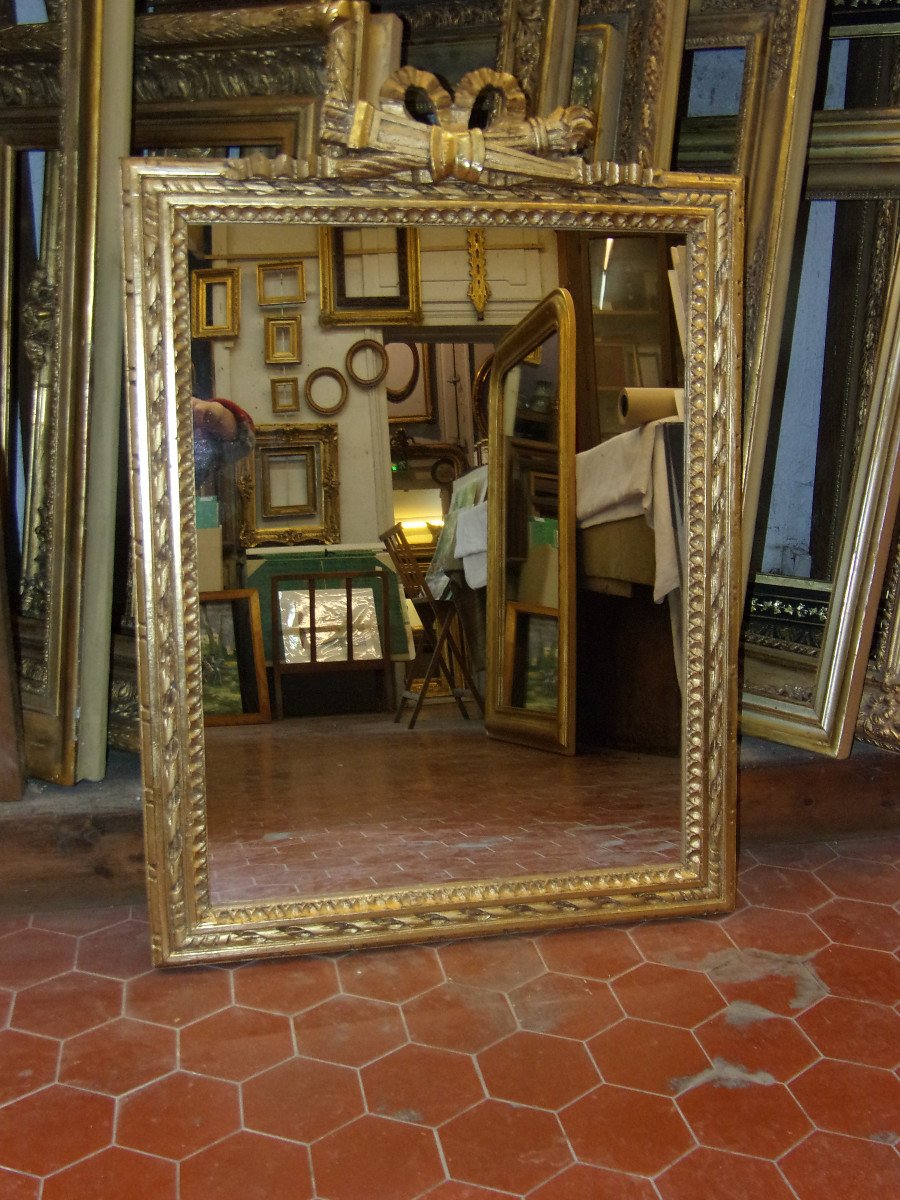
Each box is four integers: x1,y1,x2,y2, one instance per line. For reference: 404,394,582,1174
205,715,682,903
0,834,897,1198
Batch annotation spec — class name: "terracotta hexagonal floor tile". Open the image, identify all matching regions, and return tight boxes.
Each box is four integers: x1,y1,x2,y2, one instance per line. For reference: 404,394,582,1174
438,936,544,992
232,956,339,1014
0,987,11,1028
117,1072,240,1159
243,1056,363,1142
0,1168,39,1200
180,1131,312,1200
833,835,900,864
750,843,838,871
362,1044,483,1125
419,1184,517,1200
59,1017,176,1095
537,927,642,980
509,972,622,1040
723,907,830,957
337,944,443,1002
611,963,725,1028
0,928,76,990
312,1114,444,1200
813,857,899,905
797,995,899,1068
76,921,154,980
677,1077,811,1158
40,1147,177,1200
589,1019,710,1095
292,993,406,1067
810,943,900,1006
478,1031,598,1109
779,1131,900,1200
738,865,834,913
528,1164,659,1200
656,1146,797,1200
11,971,122,1039
0,1029,59,1105
0,1085,113,1175
811,896,900,952
403,981,515,1053
440,1099,571,1194
695,1006,819,1082
124,965,231,1027
790,1059,900,1141
561,1085,694,1175
31,908,130,937
180,1005,294,1080
629,919,734,968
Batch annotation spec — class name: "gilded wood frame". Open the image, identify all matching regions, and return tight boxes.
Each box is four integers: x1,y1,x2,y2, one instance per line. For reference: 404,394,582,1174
121,144,741,963
740,233,900,756
486,288,577,756
739,80,900,754
239,423,339,548
675,1,827,588
0,1,370,779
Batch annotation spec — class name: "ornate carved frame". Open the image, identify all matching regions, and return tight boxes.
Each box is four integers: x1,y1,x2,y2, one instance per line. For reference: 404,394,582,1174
0,1,370,779
392,1,688,166
740,232,900,756
675,0,827,588
121,111,741,960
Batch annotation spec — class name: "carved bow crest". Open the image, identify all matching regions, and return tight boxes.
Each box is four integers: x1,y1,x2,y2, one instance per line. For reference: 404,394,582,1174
321,66,596,186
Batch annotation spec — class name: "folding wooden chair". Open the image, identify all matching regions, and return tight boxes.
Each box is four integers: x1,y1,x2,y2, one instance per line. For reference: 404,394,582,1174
379,523,484,729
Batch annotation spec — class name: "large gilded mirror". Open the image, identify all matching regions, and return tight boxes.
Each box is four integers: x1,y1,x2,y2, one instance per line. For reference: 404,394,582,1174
121,82,741,963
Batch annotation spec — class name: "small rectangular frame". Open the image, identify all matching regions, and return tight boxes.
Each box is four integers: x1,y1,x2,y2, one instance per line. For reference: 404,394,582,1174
502,601,560,714
260,446,317,519
319,226,423,326
257,258,307,306
199,589,271,726
270,377,301,413
264,315,302,364
191,267,240,339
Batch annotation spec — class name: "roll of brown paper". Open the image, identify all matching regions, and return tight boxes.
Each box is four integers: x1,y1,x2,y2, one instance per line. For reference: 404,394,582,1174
617,387,684,428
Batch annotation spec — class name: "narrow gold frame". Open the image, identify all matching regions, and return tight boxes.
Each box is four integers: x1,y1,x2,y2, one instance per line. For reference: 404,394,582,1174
270,376,300,413
121,152,741,964
676,1,827,588
264,315,301,365
305,367,349,416
486,288,577,756
191,268,240,339
199,589,272,728
260,446,317,519
257,259,306,307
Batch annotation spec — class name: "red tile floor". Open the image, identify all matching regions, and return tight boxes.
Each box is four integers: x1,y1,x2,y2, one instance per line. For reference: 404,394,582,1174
0,834,897,1199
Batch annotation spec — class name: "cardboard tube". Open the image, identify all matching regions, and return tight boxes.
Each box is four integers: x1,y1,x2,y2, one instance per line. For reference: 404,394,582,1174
617,387,684,428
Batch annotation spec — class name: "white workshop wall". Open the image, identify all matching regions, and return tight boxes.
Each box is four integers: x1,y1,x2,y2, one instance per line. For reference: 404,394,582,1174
209,223,559,545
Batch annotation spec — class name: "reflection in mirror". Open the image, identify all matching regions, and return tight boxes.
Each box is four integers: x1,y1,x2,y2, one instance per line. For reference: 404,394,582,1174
122,158,741,962
487,293,574,754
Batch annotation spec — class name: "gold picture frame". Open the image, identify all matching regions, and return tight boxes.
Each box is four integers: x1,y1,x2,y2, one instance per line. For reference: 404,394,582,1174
260,446,317,519
238,423,340,549
319,226,423,326
191,268,241,339
257,259,306,307
120,83,742,963
270,377,301,413
264,315,301,364
199,590,272,728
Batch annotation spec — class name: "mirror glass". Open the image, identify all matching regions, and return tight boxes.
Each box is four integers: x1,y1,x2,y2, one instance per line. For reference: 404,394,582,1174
122,159,740,960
